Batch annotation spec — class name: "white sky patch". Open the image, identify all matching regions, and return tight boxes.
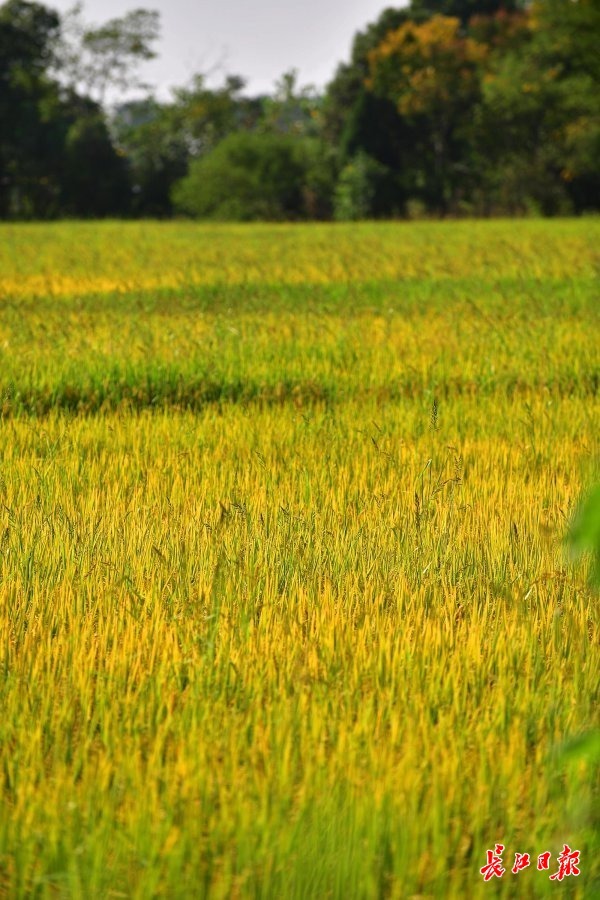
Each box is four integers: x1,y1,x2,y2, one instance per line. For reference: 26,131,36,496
49,0,401,98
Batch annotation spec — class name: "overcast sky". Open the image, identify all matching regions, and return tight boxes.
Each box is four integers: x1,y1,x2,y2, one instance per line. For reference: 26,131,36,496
49,1,401,98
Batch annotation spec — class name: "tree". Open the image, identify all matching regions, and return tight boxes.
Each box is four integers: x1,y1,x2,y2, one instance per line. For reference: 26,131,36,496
112,74,263,217
0,0,150,217
0,0,59,73
60,112,131,216
110,99,187,216
322,8,424,215
480,0,600,212
55,3,160,104
334,151,390,220
171,131,324,221
164,74,259,158
0,0,62,215
531,0,600,208
323,7,414,147
410,0,525,26
368,15,488,212
260,69,322,137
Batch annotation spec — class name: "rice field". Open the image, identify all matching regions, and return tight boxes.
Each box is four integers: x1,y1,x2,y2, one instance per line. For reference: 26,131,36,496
0,219,598,898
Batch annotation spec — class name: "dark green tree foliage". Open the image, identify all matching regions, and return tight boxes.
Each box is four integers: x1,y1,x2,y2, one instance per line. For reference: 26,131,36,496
172,132,324,221
165,75,260,158
0,0,138,217
323,7,413,147
531,0,600,209
112,75,265,217
410,0,524,25
0,0,61,215
0,0,168,217
0,0,57,72
111,99,188,217
355,0,599,216
323,8,420,216
333,151,391,220
261,70,323,137
339,93,410,216
60,113,130,216
480,0,600,212
367,15,490,214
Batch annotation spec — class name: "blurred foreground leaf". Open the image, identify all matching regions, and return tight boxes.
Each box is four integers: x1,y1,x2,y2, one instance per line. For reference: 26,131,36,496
557,730,600,765
567,485,600,588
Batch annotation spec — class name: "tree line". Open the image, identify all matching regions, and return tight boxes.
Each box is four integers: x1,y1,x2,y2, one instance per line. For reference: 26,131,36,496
1,0,598,220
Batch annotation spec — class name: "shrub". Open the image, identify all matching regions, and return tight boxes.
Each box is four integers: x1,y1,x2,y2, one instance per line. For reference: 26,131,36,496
333,151,390,221
172,131,326,221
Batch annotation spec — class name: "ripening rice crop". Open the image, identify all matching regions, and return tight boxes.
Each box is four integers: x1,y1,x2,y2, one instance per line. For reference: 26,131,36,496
0,220,598,898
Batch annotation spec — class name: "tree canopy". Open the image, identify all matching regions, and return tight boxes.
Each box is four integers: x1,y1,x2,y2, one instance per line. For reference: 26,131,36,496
0,0,598,219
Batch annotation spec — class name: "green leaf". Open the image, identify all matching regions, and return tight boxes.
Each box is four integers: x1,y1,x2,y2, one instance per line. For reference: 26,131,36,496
567,485,600,588
557,730,600,766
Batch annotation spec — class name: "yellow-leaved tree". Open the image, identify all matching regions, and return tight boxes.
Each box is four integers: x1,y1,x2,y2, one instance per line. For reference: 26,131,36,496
367,15,488,211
